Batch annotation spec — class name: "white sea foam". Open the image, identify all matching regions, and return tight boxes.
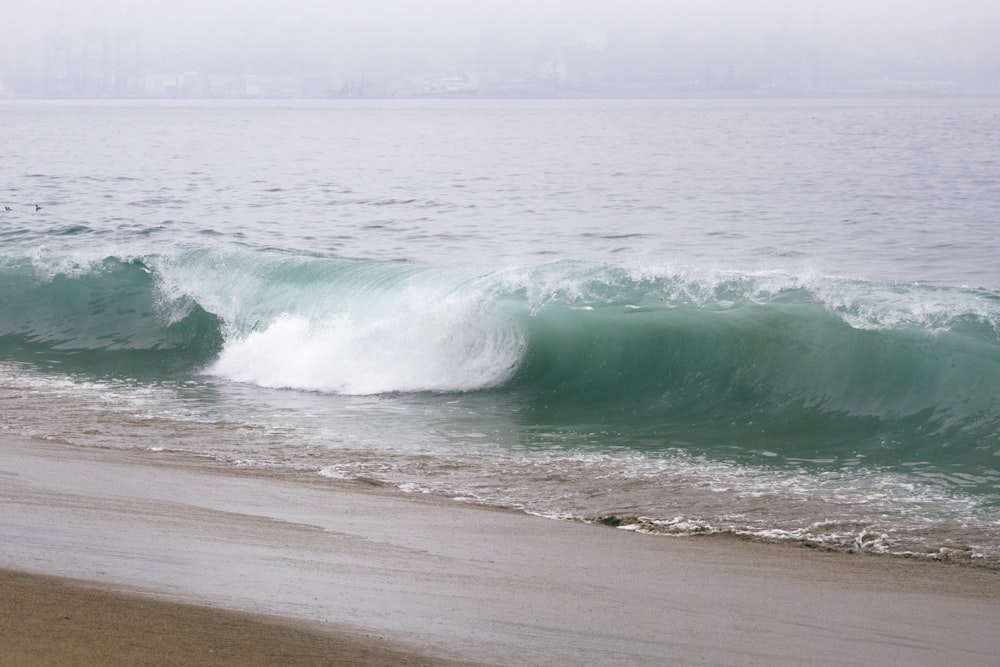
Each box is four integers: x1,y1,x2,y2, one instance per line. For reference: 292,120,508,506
210,306,525,395
626,262,1000,334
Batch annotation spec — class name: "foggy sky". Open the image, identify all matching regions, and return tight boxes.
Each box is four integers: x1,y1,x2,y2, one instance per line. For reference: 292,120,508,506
3,1,999,90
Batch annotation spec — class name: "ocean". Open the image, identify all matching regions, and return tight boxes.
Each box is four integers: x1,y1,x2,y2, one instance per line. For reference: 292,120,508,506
2,97,999,564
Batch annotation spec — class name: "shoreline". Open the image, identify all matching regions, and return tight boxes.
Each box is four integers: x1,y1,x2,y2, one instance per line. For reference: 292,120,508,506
0,568,478,666
3,435,1000,665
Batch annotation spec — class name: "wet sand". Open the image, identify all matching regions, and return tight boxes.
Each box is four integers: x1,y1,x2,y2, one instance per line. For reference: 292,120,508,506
2,435,999,666
0,569,475,666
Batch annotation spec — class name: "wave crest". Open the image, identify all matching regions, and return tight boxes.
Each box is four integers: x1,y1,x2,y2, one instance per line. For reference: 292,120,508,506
3,251,998,467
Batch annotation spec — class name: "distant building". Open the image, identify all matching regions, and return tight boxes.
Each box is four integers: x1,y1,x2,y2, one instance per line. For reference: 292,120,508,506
39,28,143,97
43,32,74,97
416,74,480,97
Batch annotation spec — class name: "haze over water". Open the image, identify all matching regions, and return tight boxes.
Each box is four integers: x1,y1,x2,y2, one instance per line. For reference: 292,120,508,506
4,1,1000,98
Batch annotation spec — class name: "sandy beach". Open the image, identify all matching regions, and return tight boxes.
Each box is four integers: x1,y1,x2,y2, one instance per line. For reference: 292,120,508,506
2,435,999,666
0,568,474,666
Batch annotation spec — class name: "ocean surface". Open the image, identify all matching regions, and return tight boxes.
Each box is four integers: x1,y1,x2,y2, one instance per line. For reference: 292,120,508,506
2,97,999,564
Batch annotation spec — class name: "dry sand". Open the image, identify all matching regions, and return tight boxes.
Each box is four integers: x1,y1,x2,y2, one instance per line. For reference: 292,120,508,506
2,435,999,666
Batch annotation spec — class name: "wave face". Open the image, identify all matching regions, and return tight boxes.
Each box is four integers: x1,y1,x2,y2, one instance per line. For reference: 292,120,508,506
2,250,999,476
0,256,223,375
513,281,1000,469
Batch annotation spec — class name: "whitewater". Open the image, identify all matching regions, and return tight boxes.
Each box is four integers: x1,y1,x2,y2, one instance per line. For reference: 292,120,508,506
2,97,999,564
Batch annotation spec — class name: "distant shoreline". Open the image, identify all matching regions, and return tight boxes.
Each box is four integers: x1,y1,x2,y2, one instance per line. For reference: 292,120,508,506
3,89,1000,102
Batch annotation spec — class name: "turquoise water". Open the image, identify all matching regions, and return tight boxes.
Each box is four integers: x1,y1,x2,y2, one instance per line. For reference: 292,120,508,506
2,98,999,562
